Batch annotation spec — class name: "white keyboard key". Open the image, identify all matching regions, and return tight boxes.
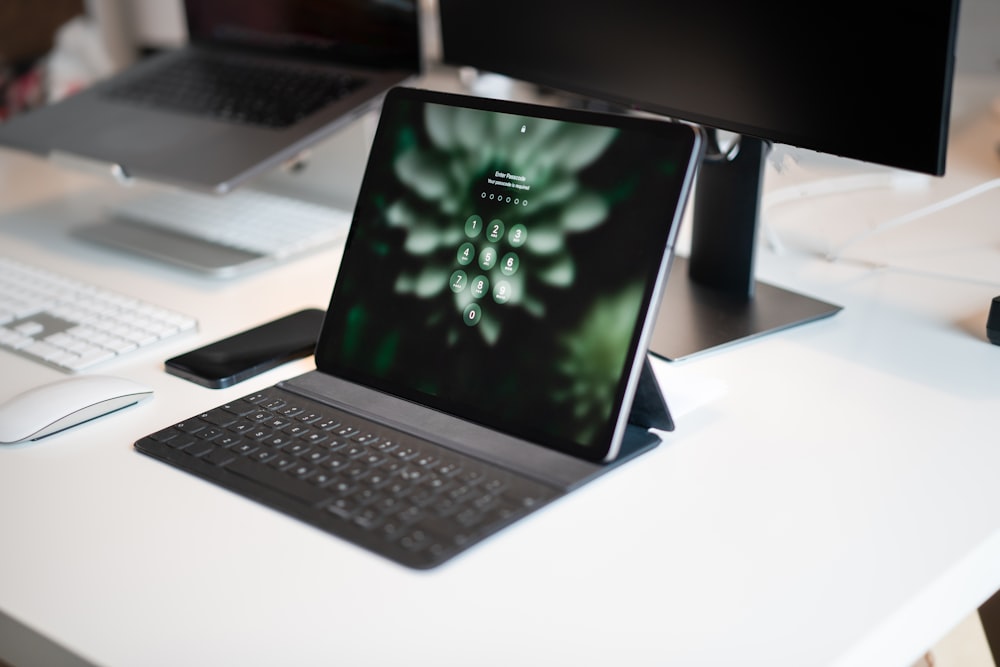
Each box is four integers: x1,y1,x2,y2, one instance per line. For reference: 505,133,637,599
15,321,46,337
0,328,33,350
67,349,116,371
23,341,62,360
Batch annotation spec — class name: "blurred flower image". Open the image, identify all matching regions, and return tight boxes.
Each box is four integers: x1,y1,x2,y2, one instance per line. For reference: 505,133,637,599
386,103,619,346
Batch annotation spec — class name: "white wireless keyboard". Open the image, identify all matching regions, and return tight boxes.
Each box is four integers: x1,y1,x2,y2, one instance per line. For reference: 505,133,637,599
110,188,351,259
0,258,197,372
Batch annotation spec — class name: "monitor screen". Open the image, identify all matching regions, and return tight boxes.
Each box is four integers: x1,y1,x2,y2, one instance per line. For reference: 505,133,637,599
439,0,959,176
184,0,421,69
439,0,961,359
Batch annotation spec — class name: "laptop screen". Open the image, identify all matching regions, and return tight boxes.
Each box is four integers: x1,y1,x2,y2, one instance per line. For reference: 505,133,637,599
316,88,700,462
183,0,421,69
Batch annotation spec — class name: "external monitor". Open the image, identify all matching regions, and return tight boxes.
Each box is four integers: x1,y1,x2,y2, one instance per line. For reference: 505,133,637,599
438,0,961,359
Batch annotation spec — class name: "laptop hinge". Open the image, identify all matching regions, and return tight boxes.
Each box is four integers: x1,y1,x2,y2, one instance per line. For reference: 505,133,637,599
50,150,133,185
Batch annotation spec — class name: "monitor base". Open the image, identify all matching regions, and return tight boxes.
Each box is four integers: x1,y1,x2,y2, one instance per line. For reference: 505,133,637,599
649,257,842,361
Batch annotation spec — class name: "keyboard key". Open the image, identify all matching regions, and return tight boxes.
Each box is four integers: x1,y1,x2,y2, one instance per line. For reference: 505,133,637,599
186,440,215,458
205,447,236,466
455,508,483,528
429,496,460,517
151,427,182,443
408,488,438,507
303,432,328,446
268,417,293,430
287,463,315,480
373,439,399,453
232,442,260,457
326,497,359,519
324,454,349,471
304,450,328,465
397,529,431,552
175,420,207,435
165,434,196,450
264,434,295,448
336,425,360,438
216,434,242,448
198,427,225,441
353,508,384,530
394,447,419,461
246,428,273,441
342,444,367,458
285,442,312,457
199,409,238,427
309,472,335,487
269,454,297,471
252,448,280,463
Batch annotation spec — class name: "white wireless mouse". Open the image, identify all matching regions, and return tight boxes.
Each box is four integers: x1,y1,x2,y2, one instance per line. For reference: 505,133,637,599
0,375,154,445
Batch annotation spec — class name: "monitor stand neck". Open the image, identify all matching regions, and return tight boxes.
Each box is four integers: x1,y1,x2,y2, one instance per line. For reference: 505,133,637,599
648,134,841,361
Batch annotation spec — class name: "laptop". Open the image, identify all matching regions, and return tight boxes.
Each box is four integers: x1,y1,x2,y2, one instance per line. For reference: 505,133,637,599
134,87,704,568
0,0,422,193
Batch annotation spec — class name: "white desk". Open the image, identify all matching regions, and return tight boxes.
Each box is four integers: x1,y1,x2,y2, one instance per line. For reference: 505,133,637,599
2,76,1000,667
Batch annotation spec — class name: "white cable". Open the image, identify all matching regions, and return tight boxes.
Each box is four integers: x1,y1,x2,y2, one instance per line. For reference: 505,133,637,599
758,172,1000,288
760,171,931,255
825,177,1000,261
826,255,1000,288
764,171,930,208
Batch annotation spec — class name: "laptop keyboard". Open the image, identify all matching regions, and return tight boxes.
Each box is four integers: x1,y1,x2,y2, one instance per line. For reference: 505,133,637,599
105,53,366,128
109,188,351,260
0,258,197,372
135,386,561,569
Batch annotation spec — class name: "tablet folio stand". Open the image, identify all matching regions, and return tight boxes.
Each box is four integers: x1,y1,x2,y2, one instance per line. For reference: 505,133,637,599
571,355,674,489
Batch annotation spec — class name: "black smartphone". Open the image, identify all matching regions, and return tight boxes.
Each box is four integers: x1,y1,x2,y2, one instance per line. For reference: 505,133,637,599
165,308,325,388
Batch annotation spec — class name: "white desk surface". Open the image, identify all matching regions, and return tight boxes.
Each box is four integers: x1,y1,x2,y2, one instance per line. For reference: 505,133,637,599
2,74,1000,667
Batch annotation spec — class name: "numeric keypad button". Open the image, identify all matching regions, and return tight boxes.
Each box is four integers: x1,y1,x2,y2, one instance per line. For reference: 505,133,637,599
478,247,497,270
457,242,475,266
464,215,483,238
470,275,489,299
486,219,505,243
508,224,528,247
449,270,468,293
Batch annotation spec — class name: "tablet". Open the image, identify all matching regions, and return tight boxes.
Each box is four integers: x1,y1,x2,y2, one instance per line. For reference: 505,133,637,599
316,87,703,462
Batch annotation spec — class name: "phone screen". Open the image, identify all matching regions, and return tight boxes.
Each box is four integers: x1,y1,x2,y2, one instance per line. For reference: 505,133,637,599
165,308,325,388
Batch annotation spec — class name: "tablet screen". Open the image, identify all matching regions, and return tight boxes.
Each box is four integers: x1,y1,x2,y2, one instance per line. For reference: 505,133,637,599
317,87,700,461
